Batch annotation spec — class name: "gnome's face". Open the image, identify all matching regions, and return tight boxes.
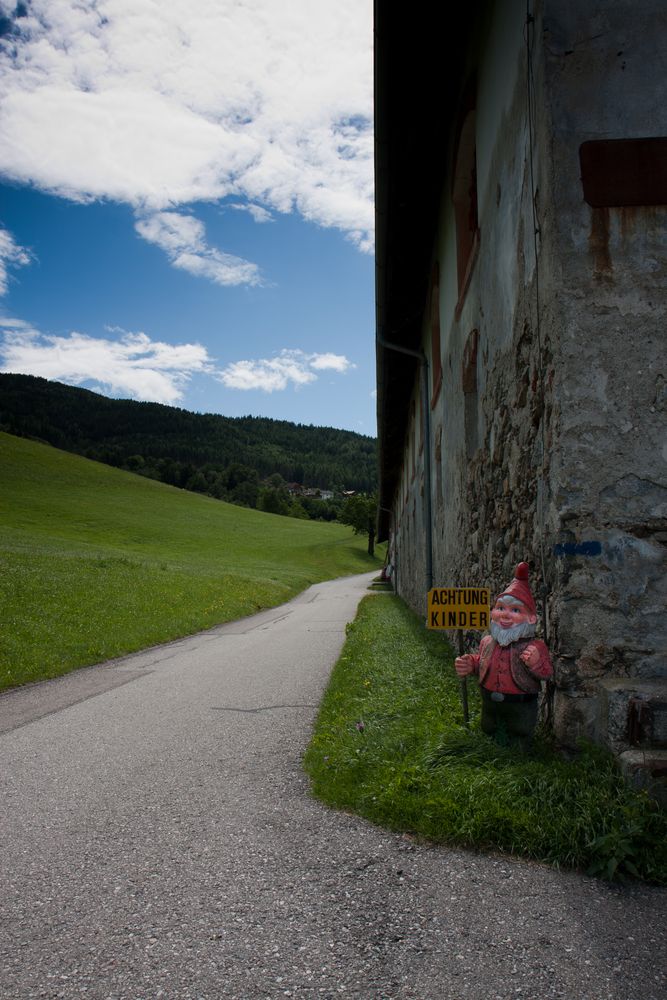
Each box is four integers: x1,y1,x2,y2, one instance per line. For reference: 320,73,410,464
490,595,537,646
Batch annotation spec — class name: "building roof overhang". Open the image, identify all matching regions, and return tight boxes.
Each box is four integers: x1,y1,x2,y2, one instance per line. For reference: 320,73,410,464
374,3,483,539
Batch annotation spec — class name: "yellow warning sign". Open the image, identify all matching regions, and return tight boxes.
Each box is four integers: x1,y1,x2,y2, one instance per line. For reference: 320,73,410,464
427,587,490,630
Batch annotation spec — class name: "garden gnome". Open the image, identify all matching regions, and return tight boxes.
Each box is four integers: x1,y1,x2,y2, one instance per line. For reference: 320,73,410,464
454,562,552,745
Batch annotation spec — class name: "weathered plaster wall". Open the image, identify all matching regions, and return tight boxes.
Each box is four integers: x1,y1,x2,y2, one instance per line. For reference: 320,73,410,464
389,0,666,761
392,386,426,612
542,0,667,752
449,0,556,590
394,0,554,617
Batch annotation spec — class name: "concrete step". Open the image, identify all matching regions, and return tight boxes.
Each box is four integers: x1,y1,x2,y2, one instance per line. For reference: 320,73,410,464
618,748,667,807
596,676,667,753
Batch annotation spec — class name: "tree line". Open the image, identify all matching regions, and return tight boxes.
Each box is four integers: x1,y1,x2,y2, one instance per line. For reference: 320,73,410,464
0,374,377,520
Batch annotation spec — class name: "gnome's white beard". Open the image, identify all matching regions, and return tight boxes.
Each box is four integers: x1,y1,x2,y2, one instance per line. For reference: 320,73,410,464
490,620,537,646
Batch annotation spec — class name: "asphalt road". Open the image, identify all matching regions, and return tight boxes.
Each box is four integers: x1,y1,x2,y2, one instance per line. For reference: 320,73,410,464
1,571,665,1000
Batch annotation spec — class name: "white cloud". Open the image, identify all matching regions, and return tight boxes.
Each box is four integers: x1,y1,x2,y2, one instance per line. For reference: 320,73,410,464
229,203,274,224
0,322,213,403
0,1,374,250
0,226,32,295
309,352,354,373
217,349,354,392
0,322,356,401
219,358,316,393
135,211,261,286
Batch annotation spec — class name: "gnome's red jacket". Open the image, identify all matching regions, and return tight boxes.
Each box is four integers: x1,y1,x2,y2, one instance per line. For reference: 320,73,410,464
467,635,553,695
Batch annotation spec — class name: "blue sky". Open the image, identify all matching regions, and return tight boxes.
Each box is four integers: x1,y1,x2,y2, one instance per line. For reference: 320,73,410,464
0,1,376,434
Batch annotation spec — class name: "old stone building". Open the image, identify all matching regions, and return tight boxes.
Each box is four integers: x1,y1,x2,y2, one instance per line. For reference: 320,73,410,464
375,0,666,786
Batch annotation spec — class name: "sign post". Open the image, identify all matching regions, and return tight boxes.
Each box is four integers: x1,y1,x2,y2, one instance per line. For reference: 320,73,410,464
457,628,469,725
426,587,490,727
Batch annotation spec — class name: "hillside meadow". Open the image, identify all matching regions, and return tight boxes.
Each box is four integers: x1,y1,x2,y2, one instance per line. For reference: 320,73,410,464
0,432,381,691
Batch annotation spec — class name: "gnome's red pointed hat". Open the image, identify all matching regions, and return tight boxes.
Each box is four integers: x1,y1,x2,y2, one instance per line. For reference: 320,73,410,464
497,562,536,616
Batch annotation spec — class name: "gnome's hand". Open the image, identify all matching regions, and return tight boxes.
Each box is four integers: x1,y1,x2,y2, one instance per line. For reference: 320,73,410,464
520,644,540,668
455,654,476,677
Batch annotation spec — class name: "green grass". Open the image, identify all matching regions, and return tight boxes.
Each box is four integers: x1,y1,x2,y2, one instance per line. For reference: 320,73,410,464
0,432,381,690
304,595,667,884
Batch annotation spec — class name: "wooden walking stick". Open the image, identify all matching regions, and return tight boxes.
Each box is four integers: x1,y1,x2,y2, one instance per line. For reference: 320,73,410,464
458,628,469,727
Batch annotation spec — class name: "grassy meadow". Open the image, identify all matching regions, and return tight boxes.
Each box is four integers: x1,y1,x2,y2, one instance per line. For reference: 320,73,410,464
0,432,381,691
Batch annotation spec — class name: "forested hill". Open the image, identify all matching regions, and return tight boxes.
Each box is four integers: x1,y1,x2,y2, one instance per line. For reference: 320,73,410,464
0,374,377,499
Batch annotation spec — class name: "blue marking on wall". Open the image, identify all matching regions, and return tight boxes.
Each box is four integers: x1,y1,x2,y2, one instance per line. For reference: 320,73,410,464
552,541,602,557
